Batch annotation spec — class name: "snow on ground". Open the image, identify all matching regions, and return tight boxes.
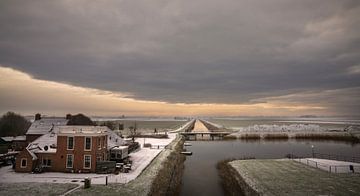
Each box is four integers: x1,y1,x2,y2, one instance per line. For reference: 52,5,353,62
294,158,360,173
0,126,184,185
192,120,209,132
201,119,223,129
229,159,360,195
277,120,360,125
169,119,195,133
234,124,327,133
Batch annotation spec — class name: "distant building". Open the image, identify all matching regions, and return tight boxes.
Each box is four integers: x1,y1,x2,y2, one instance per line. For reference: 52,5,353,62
15,126,127,173
1,136,27,151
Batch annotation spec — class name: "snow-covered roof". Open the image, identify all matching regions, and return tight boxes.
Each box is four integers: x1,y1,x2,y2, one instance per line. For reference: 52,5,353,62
25,126,125,155
57,126,109,136
1,136,26,142
28,132,57,154
26,117,68,135
14,136,26,141
1,136,14,142
107,129,126,148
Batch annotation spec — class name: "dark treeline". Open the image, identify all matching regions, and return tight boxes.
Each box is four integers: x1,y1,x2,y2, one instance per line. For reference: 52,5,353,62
0,111,31,137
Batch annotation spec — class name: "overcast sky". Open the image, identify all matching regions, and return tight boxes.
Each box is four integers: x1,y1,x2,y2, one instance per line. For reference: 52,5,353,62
0,0,359,116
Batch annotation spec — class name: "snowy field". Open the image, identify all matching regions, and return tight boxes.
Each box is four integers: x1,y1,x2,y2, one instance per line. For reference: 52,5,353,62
208,117,360,132
223,123,360,140
229,159,360,196
233,124,327,132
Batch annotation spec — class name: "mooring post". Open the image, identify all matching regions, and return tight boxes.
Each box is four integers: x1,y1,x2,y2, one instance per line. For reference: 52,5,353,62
106,176,108,185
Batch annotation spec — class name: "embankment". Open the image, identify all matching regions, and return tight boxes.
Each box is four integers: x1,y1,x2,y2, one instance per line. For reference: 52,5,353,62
148,135,185,196
217,159,258,196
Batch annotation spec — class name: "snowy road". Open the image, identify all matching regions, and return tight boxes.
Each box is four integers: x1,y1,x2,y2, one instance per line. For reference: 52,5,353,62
192,120,209,132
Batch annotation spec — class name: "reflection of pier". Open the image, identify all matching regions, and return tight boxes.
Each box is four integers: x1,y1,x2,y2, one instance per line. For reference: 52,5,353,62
180,132,231,140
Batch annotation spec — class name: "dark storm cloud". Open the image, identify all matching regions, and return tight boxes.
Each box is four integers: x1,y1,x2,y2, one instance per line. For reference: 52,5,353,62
0,0,359,113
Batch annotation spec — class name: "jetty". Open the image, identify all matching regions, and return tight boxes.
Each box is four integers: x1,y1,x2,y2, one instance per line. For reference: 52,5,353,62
180,119,231,140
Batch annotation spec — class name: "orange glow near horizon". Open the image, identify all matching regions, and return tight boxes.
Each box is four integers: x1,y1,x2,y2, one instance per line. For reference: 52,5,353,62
0,66,328,117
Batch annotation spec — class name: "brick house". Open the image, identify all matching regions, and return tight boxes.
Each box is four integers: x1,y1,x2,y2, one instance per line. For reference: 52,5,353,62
25,115,68,143
15,126,127,173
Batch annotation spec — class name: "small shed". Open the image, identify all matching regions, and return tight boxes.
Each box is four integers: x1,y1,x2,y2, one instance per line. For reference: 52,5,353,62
109,146,128,162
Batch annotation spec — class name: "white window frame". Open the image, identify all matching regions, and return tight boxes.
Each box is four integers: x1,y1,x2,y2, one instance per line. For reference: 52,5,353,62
67,136,74,150
42,158,52,167
20,158,27,168
103,136,106,149
84,137,92,151
98,137,101,150
84,155,91,169
66,154,74,168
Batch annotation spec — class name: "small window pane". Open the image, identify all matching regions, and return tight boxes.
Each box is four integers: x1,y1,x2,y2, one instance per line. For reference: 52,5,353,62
21,159,27,167
84,155,91,168
68,137,74,149
66,155,73,168
85,137,91,150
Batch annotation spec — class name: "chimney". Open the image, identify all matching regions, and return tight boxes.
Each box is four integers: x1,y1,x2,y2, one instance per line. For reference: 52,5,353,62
35,113,41,121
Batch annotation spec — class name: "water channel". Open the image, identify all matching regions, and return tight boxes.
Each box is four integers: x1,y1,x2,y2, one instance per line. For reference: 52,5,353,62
180,140,360,196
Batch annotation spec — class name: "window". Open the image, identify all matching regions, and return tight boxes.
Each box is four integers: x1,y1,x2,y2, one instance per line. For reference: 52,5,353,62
84,155,91,169
20,158,27,168
42,158,52,167
110,152,116,159
67,137,74,150
96,154,102,161
85,137,91,151
66,154,73,168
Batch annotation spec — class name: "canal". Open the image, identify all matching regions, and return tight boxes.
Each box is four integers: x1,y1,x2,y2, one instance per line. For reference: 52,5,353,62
180,140,360,196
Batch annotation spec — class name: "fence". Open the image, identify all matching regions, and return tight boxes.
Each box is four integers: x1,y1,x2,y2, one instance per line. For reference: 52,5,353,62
293,158,360,174
313,153,360,163
150,144,168,149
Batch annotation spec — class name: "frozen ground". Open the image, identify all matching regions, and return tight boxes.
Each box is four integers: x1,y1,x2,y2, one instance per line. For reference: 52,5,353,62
233,124,327,132
229,159,360,196
192,120,209,132
295,158,360,173
0,130,180,185
201,119,224,129
226,123,357,140
69,134,184,196
0,183,78,196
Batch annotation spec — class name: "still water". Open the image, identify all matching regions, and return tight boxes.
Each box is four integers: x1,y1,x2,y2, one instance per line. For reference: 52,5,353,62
180,140,360,196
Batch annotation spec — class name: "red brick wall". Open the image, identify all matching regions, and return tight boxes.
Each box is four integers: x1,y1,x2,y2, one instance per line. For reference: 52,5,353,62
15,150,35,172
55,135,107,173
36,153,57,172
